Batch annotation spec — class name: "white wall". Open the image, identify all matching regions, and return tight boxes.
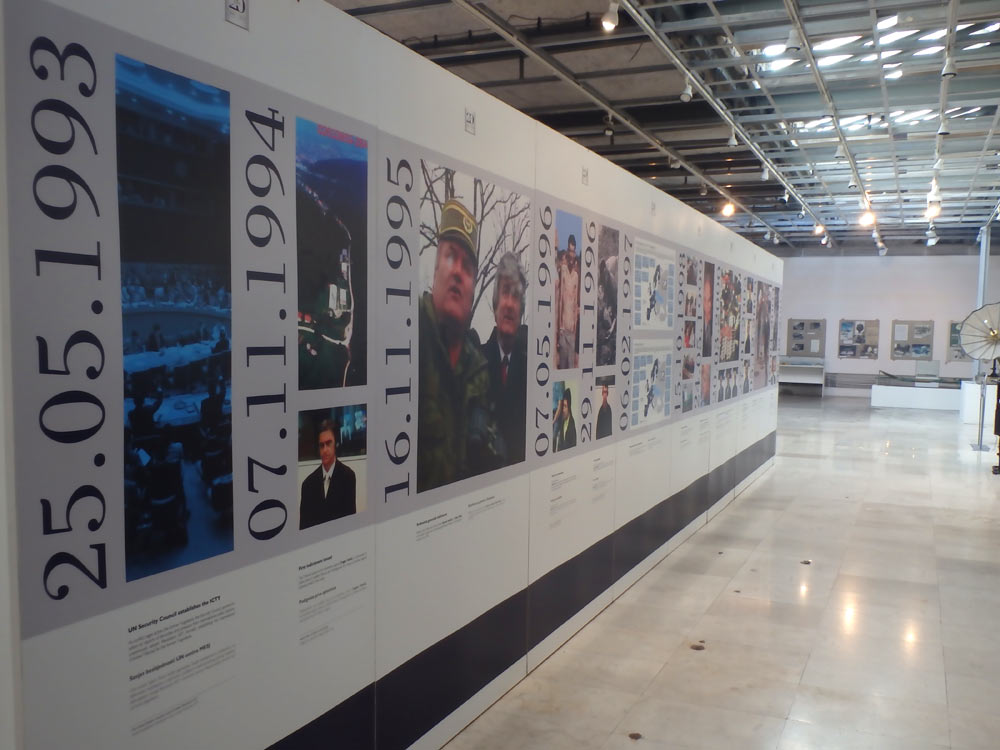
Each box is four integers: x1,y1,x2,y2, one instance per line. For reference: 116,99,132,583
782,255,1000,381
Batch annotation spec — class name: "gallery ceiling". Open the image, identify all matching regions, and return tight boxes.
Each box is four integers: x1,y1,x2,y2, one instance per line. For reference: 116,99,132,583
327,0,1000,258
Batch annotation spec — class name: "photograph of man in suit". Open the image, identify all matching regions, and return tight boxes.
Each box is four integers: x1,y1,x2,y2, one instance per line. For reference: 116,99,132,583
481,252,527,465
300,418,356,529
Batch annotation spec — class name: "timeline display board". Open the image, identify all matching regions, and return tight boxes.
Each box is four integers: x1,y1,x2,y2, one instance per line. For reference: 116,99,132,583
1,2,782,749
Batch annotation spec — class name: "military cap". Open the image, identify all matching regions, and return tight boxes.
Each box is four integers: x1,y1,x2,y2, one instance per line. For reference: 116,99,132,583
438,198,478,262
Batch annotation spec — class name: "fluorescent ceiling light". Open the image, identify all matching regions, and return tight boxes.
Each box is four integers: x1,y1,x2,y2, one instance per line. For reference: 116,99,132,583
957,23,973,30
895,109,932,122
880,30,919,44
840,115,865,125
847,122,867,131
971,22,1000,35
861,54,877,62
885,69,903,79
818,54,853,66
964,41,991,50
914,45,945,55
953,106,982,116
814,35,861,50
880,49,902,58
804,117,831,128
919,29,947,41
883,62,901,68
763,43,786,56
768,58,796,71
890,110,904,117
876,15,898,30
946,106,962,113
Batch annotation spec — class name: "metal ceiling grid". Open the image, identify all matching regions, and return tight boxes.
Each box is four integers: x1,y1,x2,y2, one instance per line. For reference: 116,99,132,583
331,0,1000,257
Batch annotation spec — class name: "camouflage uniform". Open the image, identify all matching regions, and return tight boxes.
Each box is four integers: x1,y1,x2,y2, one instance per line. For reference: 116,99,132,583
417,292,503,492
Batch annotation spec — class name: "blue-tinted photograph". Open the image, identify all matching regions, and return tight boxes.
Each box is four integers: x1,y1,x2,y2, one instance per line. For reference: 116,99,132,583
296,117,368,391
116,55,233,581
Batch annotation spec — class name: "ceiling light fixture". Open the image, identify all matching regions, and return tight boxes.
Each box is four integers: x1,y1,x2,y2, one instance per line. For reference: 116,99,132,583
886,69,903,79
941,55,957,77
781,190,790,203
721,202,735,217
835,143,847,159
848,176,859,189
764,230,771,240
964,42,991,51
773,234,780,245
937,121,950,136
679,80,693,103
763,42,787,57
798,209,806,219
699,183,708,197
821,234,829,245
785,28,802,52
761,166,770,181
814,224,825,235
877,243,888,256
914,45,945,56
933,157,944,170
859,210,876,226
970,22,1000,36
603,113,614,137
727,129,738,147
601,1,619,32
876,15,898,30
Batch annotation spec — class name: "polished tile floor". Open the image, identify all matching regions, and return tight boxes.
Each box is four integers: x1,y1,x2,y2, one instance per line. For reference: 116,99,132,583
445,396,1000,750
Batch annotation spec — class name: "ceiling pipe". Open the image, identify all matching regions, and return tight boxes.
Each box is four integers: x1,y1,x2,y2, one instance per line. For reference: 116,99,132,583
617,0,831,246
449,0,795,246
930,0,959,204
779,0,874,250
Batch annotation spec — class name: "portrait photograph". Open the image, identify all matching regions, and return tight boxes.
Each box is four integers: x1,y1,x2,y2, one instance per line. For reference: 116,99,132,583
553,209,582,370
596,225,619,367
298,405,367,530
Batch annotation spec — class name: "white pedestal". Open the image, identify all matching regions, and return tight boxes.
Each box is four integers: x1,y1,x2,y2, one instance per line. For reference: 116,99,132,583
960,381,998,424
870,384,961,411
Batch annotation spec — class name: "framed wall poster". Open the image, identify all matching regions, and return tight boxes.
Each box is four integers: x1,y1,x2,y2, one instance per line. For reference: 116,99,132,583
947,321,972,362
838,319,879,359
890,319,934,360
786,318,825,358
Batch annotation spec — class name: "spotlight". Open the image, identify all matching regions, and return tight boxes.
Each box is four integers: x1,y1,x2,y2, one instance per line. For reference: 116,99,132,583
798,209,805,219
859,210,875,227
925,188,942,219
941,55,957,78
680,80,693,103
669,157,680,169
764,230,771,240
601,1,620,32
603,113,614,137
821,234,829,245
727,128,738,147
937,121,950,136
848,176,858,189
721,202,735,217
813,224,824,235
761,167,770,181
871,229,878,239
773,234,780,245
835,143,847,159
785,28,802,52
699,183,708,196
933,157,944,170
781,190,790,203
877,243,888,256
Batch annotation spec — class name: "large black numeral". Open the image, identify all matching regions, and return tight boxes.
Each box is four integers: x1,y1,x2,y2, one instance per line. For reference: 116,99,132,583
33,164,99,220
37,330,104,379
29,37,96,96
38,390,104,443
31,99,97,155
41,485,105,535
42,544,107,600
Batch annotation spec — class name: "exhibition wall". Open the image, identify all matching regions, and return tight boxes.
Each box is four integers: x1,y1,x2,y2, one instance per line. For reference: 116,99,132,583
782,255,1000,387
0,2,781,749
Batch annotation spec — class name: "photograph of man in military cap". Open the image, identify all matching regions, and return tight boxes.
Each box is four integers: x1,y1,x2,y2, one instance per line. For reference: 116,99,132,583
481,252,528,466
417,198,505,492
